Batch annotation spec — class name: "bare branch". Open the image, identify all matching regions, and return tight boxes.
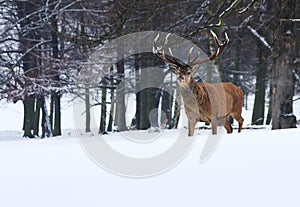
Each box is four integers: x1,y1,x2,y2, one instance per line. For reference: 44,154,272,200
207,0,242,29
247,26,272,51
280,19,300,22
238,0,257,14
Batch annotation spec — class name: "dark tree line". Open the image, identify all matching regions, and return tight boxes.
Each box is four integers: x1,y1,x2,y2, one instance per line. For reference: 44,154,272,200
0,0,299,137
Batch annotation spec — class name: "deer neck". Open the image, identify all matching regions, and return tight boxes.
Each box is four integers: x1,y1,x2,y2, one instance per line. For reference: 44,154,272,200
179,76,198,105
179,76,210,117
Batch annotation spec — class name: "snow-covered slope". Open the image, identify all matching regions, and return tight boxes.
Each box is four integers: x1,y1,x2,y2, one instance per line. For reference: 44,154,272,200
1,95,300,207
0,128,300,207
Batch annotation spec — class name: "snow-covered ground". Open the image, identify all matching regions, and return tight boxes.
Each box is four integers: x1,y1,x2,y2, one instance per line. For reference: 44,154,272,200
0,128,300,207
1,97,300,207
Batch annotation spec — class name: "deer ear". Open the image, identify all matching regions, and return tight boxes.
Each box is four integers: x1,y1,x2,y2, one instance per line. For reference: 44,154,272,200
191,65,199,73
169,65,178,74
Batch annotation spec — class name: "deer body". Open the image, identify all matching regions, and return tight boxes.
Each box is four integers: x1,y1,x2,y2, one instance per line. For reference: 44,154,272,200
179,75,244,136
153,30,244,136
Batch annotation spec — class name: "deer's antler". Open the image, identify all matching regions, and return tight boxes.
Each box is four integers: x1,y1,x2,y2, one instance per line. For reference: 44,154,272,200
153,33,187,74
153,31,229,73
188,30,229,66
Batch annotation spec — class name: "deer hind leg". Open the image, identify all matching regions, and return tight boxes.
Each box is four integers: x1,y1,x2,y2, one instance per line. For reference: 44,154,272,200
232,113,244,133
223,116,233,134
188,120,197,136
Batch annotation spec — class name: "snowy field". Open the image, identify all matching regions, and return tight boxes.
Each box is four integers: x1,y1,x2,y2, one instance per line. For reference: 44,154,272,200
1,98,300,207
1,128,300,207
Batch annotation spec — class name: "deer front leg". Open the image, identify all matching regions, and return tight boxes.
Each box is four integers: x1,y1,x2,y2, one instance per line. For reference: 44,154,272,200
188,120,197,136
211,118,218,135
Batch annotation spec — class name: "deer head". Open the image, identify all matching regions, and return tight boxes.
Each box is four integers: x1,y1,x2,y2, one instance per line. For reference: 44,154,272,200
153,31,229,86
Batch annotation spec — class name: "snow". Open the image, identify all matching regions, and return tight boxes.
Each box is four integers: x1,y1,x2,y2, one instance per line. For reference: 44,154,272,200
0,128,300,207
1,96,300,207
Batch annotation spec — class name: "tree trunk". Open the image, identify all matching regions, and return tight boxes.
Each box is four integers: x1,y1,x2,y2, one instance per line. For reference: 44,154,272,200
171,86,181,129
23,96,35,138
99,79,107,134
271,0,297,129
107,74,115,132
161,73,174,129
135,54,144,129
33,96,42,136
50,95,54,130
15,1,38,138
52,93,61,136
41,97,52,138
206,33,216,83
266,92,272,125
147,87,161,128
115,59,127,131
161,89,172,128
252,40,267,125
85,85,91,133
136,87,152,130
271,48,296,129
135,53,166,130
50,4,61,136
136,72,154,129
266,60,274,125
233,37,241,85
229,36,241,125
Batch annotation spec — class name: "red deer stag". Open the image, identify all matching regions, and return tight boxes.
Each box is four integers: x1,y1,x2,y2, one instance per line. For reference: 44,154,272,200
153,31,244,136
